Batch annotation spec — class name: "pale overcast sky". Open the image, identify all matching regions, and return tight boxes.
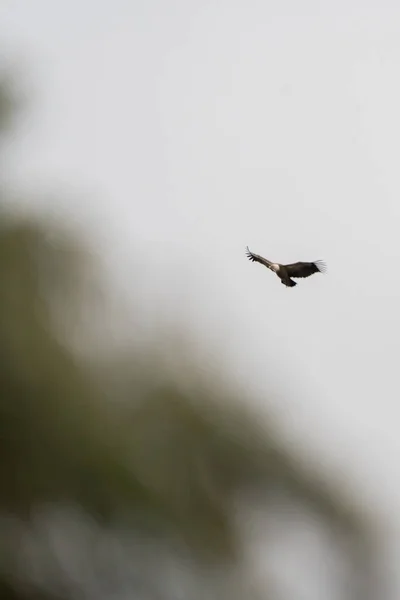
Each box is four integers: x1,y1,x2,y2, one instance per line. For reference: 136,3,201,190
2,1,400,596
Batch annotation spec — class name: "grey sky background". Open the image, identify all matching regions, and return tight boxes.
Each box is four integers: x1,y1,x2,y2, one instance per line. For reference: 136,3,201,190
2,0,400,595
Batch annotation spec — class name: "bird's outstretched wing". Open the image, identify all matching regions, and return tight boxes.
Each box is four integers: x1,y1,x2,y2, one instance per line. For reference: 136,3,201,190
245,247,273,268
284,261,326,278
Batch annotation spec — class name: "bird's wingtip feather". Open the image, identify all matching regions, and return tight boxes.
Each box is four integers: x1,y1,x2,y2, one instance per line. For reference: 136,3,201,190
315,260,327,273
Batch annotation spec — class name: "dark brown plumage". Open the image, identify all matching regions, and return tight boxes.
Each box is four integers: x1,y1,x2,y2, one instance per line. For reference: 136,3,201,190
246,247,326,288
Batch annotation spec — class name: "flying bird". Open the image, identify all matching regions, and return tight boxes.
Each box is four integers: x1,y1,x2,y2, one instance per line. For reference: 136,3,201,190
245,247,326,288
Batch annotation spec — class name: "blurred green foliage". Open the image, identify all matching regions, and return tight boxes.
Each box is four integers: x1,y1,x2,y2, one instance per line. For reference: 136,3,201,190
0,69,384,600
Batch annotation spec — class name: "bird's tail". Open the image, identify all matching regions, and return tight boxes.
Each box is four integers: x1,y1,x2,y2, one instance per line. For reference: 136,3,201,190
282,278,297,288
